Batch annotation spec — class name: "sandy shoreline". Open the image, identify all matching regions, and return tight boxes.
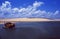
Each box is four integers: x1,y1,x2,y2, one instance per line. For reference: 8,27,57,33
0,18,60,24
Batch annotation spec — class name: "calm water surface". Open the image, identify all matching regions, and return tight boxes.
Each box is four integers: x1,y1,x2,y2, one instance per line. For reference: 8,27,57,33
0,21,60,39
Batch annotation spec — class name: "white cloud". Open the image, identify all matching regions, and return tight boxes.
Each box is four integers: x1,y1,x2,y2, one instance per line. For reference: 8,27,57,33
33,1,44,8
54,10,59,15
0,1,60,18
1,1,11,9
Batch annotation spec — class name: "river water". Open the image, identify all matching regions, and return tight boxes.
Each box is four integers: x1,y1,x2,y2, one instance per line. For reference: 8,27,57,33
0,21,60,39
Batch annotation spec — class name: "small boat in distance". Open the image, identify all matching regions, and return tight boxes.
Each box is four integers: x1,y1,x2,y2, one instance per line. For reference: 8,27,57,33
3,22,15,29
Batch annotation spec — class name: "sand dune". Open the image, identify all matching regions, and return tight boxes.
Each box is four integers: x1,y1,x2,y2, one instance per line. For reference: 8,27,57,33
0,18,60,24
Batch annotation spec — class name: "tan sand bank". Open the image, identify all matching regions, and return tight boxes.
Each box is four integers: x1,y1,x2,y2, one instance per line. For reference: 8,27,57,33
0,18,60,24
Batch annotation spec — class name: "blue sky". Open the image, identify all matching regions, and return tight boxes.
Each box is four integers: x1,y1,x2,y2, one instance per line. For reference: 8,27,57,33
0,0,60,19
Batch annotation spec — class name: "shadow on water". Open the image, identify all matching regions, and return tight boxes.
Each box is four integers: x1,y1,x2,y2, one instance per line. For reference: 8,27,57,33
0,21,60,39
